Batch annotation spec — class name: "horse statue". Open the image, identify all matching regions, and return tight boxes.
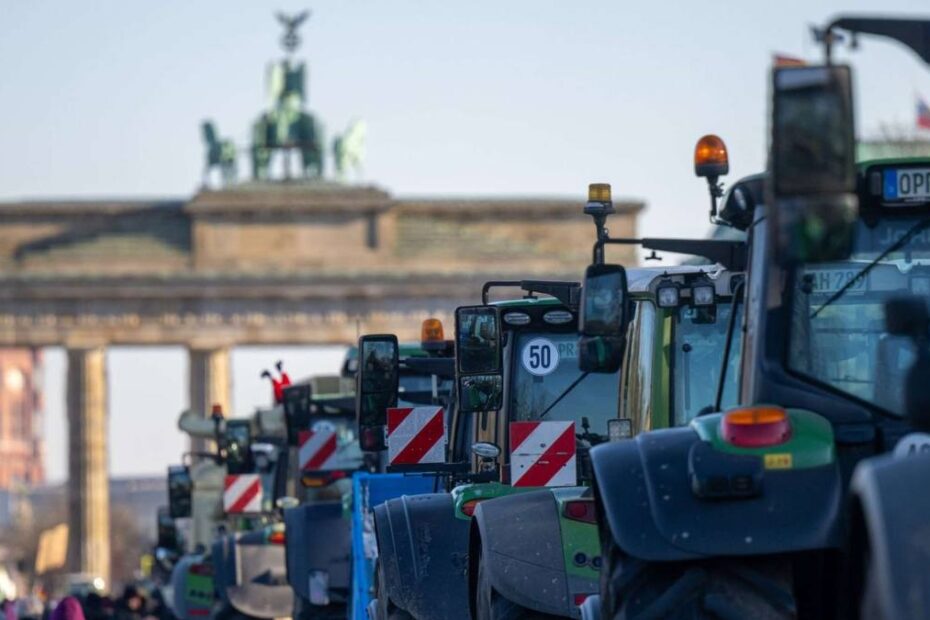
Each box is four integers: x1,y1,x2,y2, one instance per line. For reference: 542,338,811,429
250,59,325,180
333,119,367,180
201,120,237,186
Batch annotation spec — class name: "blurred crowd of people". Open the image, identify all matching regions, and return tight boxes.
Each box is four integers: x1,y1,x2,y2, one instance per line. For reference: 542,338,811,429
1,585,171,620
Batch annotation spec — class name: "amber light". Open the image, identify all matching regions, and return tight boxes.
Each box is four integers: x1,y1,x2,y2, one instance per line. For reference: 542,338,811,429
421,318,445,343
267,531,286,545
588,183,612,203
721,406,791,448
694,134,729,178
461,499,485,517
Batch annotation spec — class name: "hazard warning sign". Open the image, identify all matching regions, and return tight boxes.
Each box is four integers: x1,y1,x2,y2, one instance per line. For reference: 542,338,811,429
223,474,263,514
509,421,576,487
386,407,446,466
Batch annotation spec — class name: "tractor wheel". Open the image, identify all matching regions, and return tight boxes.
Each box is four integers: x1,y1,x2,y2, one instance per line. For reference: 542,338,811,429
374,558,414,620
475,546,560,620
601,537,797,619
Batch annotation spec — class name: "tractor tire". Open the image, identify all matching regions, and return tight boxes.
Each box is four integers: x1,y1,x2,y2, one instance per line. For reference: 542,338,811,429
475,546,560,620
374,558,414,620
600,537,797,620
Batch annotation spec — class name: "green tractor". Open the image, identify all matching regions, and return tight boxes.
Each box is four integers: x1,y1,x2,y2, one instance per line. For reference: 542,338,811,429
281,333,455,619
362,186,747,620
588,16,930,619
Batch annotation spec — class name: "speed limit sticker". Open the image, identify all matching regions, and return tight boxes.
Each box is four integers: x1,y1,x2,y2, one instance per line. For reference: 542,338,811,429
522,338,559,376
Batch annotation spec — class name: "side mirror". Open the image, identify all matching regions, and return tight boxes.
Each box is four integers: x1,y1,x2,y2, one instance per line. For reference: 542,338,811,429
156,507,182,552
282,384,313,447
579,264,628,373
455,306,503,412
167,465,192,519
885,296,930,431
769,64,857,265
356,334,399,451
224,419,253,474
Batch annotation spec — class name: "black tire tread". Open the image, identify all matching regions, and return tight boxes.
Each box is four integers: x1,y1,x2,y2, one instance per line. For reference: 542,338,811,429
601,537,797,620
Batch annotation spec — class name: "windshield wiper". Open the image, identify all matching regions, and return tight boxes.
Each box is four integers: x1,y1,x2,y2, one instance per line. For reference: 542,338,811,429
538,372,590,420
811,216,930,319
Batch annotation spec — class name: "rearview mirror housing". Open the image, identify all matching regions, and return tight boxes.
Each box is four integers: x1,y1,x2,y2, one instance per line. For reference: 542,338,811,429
282,383,312,447
224,419,253,474
455,306,503,413
356,334,399,451
769,64,857,265
579,264,628,373
167,465,193,519
455,306,502,374
580,263,629,337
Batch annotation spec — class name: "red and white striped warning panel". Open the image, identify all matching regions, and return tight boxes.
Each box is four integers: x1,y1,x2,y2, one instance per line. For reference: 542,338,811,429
387,407,446,465
223,474,263,514
298,426,339,471
510,421,577,487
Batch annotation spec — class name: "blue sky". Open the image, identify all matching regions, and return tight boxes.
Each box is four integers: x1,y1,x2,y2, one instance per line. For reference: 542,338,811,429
2,1,930,479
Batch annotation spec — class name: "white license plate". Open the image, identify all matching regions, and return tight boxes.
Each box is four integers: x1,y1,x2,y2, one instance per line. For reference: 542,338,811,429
804,269,867,294
883,168,930,202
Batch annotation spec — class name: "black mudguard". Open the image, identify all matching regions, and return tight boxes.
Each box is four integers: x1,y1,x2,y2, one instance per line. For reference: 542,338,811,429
212,530,293,618
284,501,351,604
590,427,843,561
374,492,470,620
849,451,930,620
470,490,574,617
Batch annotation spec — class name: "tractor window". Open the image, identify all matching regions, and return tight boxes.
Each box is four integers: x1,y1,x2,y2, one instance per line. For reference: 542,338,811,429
787,216,930,417
671,301,740,424
510,332,620,436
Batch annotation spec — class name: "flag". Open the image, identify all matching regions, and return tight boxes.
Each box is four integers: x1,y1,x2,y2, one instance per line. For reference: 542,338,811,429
918,96,930,130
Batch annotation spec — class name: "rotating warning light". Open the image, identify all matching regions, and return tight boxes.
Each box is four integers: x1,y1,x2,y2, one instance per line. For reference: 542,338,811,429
421,318,444,343
588,183,612,203
694,135,729,178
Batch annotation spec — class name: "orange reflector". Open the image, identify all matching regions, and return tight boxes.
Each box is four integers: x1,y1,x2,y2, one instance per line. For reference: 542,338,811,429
302,476,327,488
721,406,791,448
421,318,445,343
773,54,807,67
694,134,729,178
461,499,484,517
268,531,286,545
588,183,612,203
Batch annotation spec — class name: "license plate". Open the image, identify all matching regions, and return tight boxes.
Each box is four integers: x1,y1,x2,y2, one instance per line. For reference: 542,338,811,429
883,168,930,202
804,269,867,294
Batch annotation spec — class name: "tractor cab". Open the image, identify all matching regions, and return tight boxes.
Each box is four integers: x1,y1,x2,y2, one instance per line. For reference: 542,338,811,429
454,279,620,491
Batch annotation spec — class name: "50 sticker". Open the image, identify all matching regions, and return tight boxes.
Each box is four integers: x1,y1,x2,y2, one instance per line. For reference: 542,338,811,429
521,338,559,376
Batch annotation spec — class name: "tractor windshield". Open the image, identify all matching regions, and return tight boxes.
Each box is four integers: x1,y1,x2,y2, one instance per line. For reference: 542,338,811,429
510,332,620,434
788,215,930,417
672,302,741,423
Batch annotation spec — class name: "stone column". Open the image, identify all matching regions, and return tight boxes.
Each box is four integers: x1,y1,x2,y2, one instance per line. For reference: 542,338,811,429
66,347,110,588
188,347,231,452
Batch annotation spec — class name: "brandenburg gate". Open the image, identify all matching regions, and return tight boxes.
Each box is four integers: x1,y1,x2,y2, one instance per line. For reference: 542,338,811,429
0,182,641,584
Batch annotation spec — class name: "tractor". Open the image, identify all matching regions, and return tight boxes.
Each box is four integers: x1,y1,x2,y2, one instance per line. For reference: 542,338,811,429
587,16,930,619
